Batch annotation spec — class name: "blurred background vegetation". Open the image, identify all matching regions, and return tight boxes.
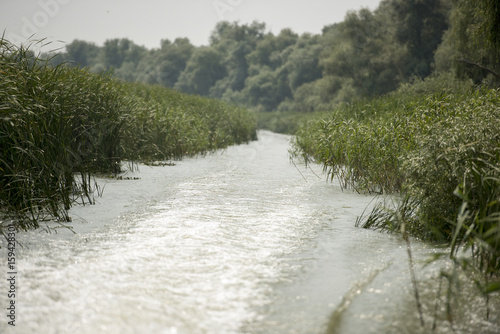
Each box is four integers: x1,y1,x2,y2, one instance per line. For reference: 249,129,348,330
43,0,500,115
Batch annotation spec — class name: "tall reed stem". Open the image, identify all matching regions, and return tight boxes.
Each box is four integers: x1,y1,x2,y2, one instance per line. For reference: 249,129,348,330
402,221,425,327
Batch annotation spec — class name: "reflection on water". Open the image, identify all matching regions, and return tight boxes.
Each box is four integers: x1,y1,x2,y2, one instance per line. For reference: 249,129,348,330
0,131,498,334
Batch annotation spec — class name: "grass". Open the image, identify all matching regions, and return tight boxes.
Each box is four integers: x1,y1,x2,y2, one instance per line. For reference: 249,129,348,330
0,37,256,234
0,39,129,230
122,82,256,162
291,73,500,296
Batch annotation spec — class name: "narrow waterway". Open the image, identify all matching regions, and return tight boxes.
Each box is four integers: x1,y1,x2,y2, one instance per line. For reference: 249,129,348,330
1,131,498,334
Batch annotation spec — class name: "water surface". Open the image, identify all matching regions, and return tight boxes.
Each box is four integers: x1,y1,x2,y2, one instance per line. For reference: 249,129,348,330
1,131,498,334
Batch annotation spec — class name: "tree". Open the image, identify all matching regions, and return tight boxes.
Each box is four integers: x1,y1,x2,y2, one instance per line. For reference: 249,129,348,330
316,0,449,104
240,68,281,111
390,0,450,77
246,28,298,70
320,8,408,100
103,39,126,68
154,38,195,87
208,21,266,98
102,38,146,70
283,33,323,91
66,40,100,67
435,0,500,83
175,47,226,96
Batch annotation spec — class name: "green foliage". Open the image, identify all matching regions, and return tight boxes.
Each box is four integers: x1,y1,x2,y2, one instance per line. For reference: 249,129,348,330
235,27,304,111
391,0,450,77
66,39,101,67
435,0,500,84
102,38,145,69
292,74,500,277
284,34,323,91
478,0,500,49
121,82,257,161
256,110,328,134
0,38,131,228
451,158,500,277
246,28,298,70
209,21,265,95
46,0,452,115
174,47,226,96
132,38,194,87
391,89,498,242
0,38,256,232
317,0,450,105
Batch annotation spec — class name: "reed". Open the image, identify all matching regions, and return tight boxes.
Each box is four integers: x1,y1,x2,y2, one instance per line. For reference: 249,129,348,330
1,38,127,230
0,38,256,234
120,82,256,162
292,73,500,284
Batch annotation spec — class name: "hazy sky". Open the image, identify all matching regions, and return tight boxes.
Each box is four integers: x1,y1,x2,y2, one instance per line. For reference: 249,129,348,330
0,0,381,51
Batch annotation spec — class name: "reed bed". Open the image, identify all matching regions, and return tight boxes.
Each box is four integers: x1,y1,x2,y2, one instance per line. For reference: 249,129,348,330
292,74,500,286
0,38,256,233
0,39,129,229
121,82,257,162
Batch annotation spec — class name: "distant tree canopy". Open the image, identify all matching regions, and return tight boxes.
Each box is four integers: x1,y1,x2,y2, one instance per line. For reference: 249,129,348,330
48,0,498,111
435,0,500,83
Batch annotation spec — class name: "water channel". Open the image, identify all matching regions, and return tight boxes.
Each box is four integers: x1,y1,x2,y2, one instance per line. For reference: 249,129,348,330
1,131,498,334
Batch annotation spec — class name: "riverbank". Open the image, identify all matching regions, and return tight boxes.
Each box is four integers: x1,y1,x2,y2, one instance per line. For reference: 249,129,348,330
291,74,500,328
0,38,256,233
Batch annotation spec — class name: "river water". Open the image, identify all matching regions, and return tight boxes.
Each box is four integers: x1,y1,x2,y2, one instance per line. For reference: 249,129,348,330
1,131,498,334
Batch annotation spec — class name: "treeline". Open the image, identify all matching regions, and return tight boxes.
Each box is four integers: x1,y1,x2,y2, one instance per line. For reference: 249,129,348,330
0,38,256,232
46,0,484,112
